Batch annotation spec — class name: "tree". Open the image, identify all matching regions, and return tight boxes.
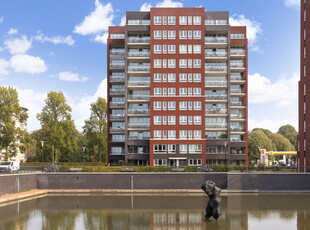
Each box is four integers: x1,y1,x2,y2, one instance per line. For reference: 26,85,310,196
37,91,78,162
83,97,107,162
269,133,294,152
278,124,298,150
248,130,274,161
0,86,28,160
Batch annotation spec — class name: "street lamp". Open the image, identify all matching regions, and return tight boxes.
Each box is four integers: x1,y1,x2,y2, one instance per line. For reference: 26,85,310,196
41,141,45,173
224,141,228,172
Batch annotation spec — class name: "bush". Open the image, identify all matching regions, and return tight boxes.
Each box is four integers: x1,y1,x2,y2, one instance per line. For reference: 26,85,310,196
22,162,107,167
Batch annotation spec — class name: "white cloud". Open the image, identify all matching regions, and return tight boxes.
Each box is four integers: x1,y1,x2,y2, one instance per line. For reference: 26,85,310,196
249,72,298,108
284,0,300,9
74,0,114,35
92,33,108,44
35,32,75,46
119,15,126,26
248,117,297,133
56,71,88,82
0,59,10,75
0,17,3,23
140,0,183,11
229,15,262,52
4,36,32,54
8,28,18,35
10,54,47,74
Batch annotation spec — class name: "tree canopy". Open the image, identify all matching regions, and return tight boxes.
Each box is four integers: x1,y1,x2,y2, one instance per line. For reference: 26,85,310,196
277,124,297,150
248,130,274,161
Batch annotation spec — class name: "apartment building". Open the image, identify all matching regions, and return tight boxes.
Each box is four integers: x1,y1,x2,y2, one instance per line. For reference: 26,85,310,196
107,8,248,166
298,0,309,172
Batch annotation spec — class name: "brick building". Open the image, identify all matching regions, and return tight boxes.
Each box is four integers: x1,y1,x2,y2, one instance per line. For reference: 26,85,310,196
107,8,248,166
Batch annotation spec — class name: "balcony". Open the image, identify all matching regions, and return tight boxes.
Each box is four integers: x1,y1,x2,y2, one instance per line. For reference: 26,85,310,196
128,123,150,129
230,89,245,94
230,50,245,56
111,137,125,142
110,88,125,95
205,95,227,100
230,63,245,68
231,127,245,132
230,101,245,106
205,51,227,58
205,66,227,72
205,37,228,43
230,114,245,119
110,62,125,69
205,81,227,87
128,95,150,101
110,101,125,107
206,108,227,114
110,76,125,82
128,81,150,87
128,66,150,72
230,76,245,81
231,150,245,155
110,50,125,55
127,37,150,43
128,20,150,25
128,51,150,57
110,151,125,155
206,123,227,129
110,127,125,133
128,136,150,140
110,114,125,120
128,109,150,115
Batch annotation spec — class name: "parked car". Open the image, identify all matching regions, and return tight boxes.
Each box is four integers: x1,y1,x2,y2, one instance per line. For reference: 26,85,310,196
0,161,20,173
200,164,213,172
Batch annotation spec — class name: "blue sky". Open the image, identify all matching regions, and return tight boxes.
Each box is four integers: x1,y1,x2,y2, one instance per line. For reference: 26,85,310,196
0,0,300,132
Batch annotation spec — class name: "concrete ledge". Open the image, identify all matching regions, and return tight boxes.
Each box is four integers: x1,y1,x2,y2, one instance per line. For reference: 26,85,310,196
0,189,47,205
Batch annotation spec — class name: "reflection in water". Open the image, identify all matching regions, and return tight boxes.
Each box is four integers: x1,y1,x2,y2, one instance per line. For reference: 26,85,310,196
0,194,309,230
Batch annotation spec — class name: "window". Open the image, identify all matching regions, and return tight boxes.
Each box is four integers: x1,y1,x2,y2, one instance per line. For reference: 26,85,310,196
194,116,201,125
180,116,187,125
188,130,192,139
188,30,192,39
163,130,167,139
179,30,187,39
179,45,187,54
194,130,201,139
189,144,202,153
154,130,161,139
179,59,187,68
168,45,176,53
154,116,161,125
154,59,161,68
180,145,187,154
168,16,176,25
163,101,167,110
188,88,192,96
180,130,187,139
154,30,161,39
193,59,201,68
168,59,176,68
154,73,161,82
163,30,167,39
163,59,167,68
193,45,201,54
168,30,176,39
154,101,161,110
193,73,201,82
168,88,176,96
188,59,192,68
193,16,201,25
163,73,167,82
179,16,187,25
194,101,201,110
168,144,176,153
193,30,201,39
110,34,125,39
194,88,201,96
168,73,176,82
189,159,202,166
188,16,192,25
154,16,161,25
163,16,167,25
163,45,167,54
163,116,167,125
163,88,167,96
168,101,176,110
179,73,187,82
188,73,192,82
230,34,245,39
154,144,166,154
179,101,187,110
179,88,187,96
168,116,176,125
154,88,161,96
154,45,161,54
168,130,176,139
188,45,192,54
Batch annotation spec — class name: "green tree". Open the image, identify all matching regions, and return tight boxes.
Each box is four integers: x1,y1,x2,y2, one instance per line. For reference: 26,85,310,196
269,133,294,152
0,86,28,160
83,97,107,162
37,91,78,162
277,124,298,150
248,130,274,161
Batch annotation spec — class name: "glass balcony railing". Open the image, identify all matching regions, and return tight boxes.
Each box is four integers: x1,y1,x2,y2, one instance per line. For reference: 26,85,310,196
128,66,150,71
128,81,150,86
205,81,227,86
230,76,245,81
230,101,245,106
110,50,125,55
110,62,125,69
231,127,245,132
230,50,245,55
110,114,125,120
110,127,125,132
110,151,125,155
230,63,245,68
206,123,228,129
128,20,150,25
111,137,125,142
128,51,150,57
231,150,245,154
128,95,150,100
205,95,227,100
205,66,227,72
205,37,228,43
128,109,150,115
205,51,227,57
128,136,150,140
110,88,125,95
205,108,227,114
230,114,245,119
128,123,150,129
230,89,245,94
127,37,150,43
110,101,125,107
110,76,125,82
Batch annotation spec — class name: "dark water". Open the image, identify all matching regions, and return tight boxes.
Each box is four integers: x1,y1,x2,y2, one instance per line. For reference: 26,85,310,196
0,193,310,230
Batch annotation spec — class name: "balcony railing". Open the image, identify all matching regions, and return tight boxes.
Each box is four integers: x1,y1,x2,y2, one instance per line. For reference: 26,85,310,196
110,127,125,132
128,109,150,115
231,150,245,154
230,50,245,55
111,138,125,142
230,89,245,94
230,101,245,106
110,114,125,120
128,51,150,57
128,20,150,25
205,37,228,43
128,152,150,155
127,37,150,43
205,52,227,57
206,108,227,114
128,136,150,140
128,81,150,86
205,95,227,100
206,151,226,154
110,76,125,82
206,123,228,129
128,95,150,100
110,102,125,107
230,114,245,119
110,50,125,55
110,151,125,155
231,127,245,132
205,66,227,72
205,81,227,86
128,66,150,72
128,123,150,129
110,88,125,95
110,63,125,69
230,76,245,81
230,63,245,68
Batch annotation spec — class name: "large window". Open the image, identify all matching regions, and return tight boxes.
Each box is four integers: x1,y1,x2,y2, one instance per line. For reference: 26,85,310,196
179,30,187,39
168,45,176,54
179,59,187,68
168,59,176,68
168,73,176,82
154,101,161,110
154,73,161,82
180,130,187,139
154,130,161,139
193,30,201,39
154,30,161,39
154,45,161,54
154,88,161,96
168,16,176,25
168,88,176,96
154,116,161,125
180,116,187,125
168,130,176,139
180,145,187,154
168,101,176,110
179,101,187,110
193,16,201,25
154,59,161,68
179,88,187,96
154,16,161,25
194,116,201,125
179,45,187,54
179,16,187,25
189,144,202,153
168,116,176,125
194,101,201,110
168,30,176,39
179,73,187,82
168,144,176,153
154,144,166,154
